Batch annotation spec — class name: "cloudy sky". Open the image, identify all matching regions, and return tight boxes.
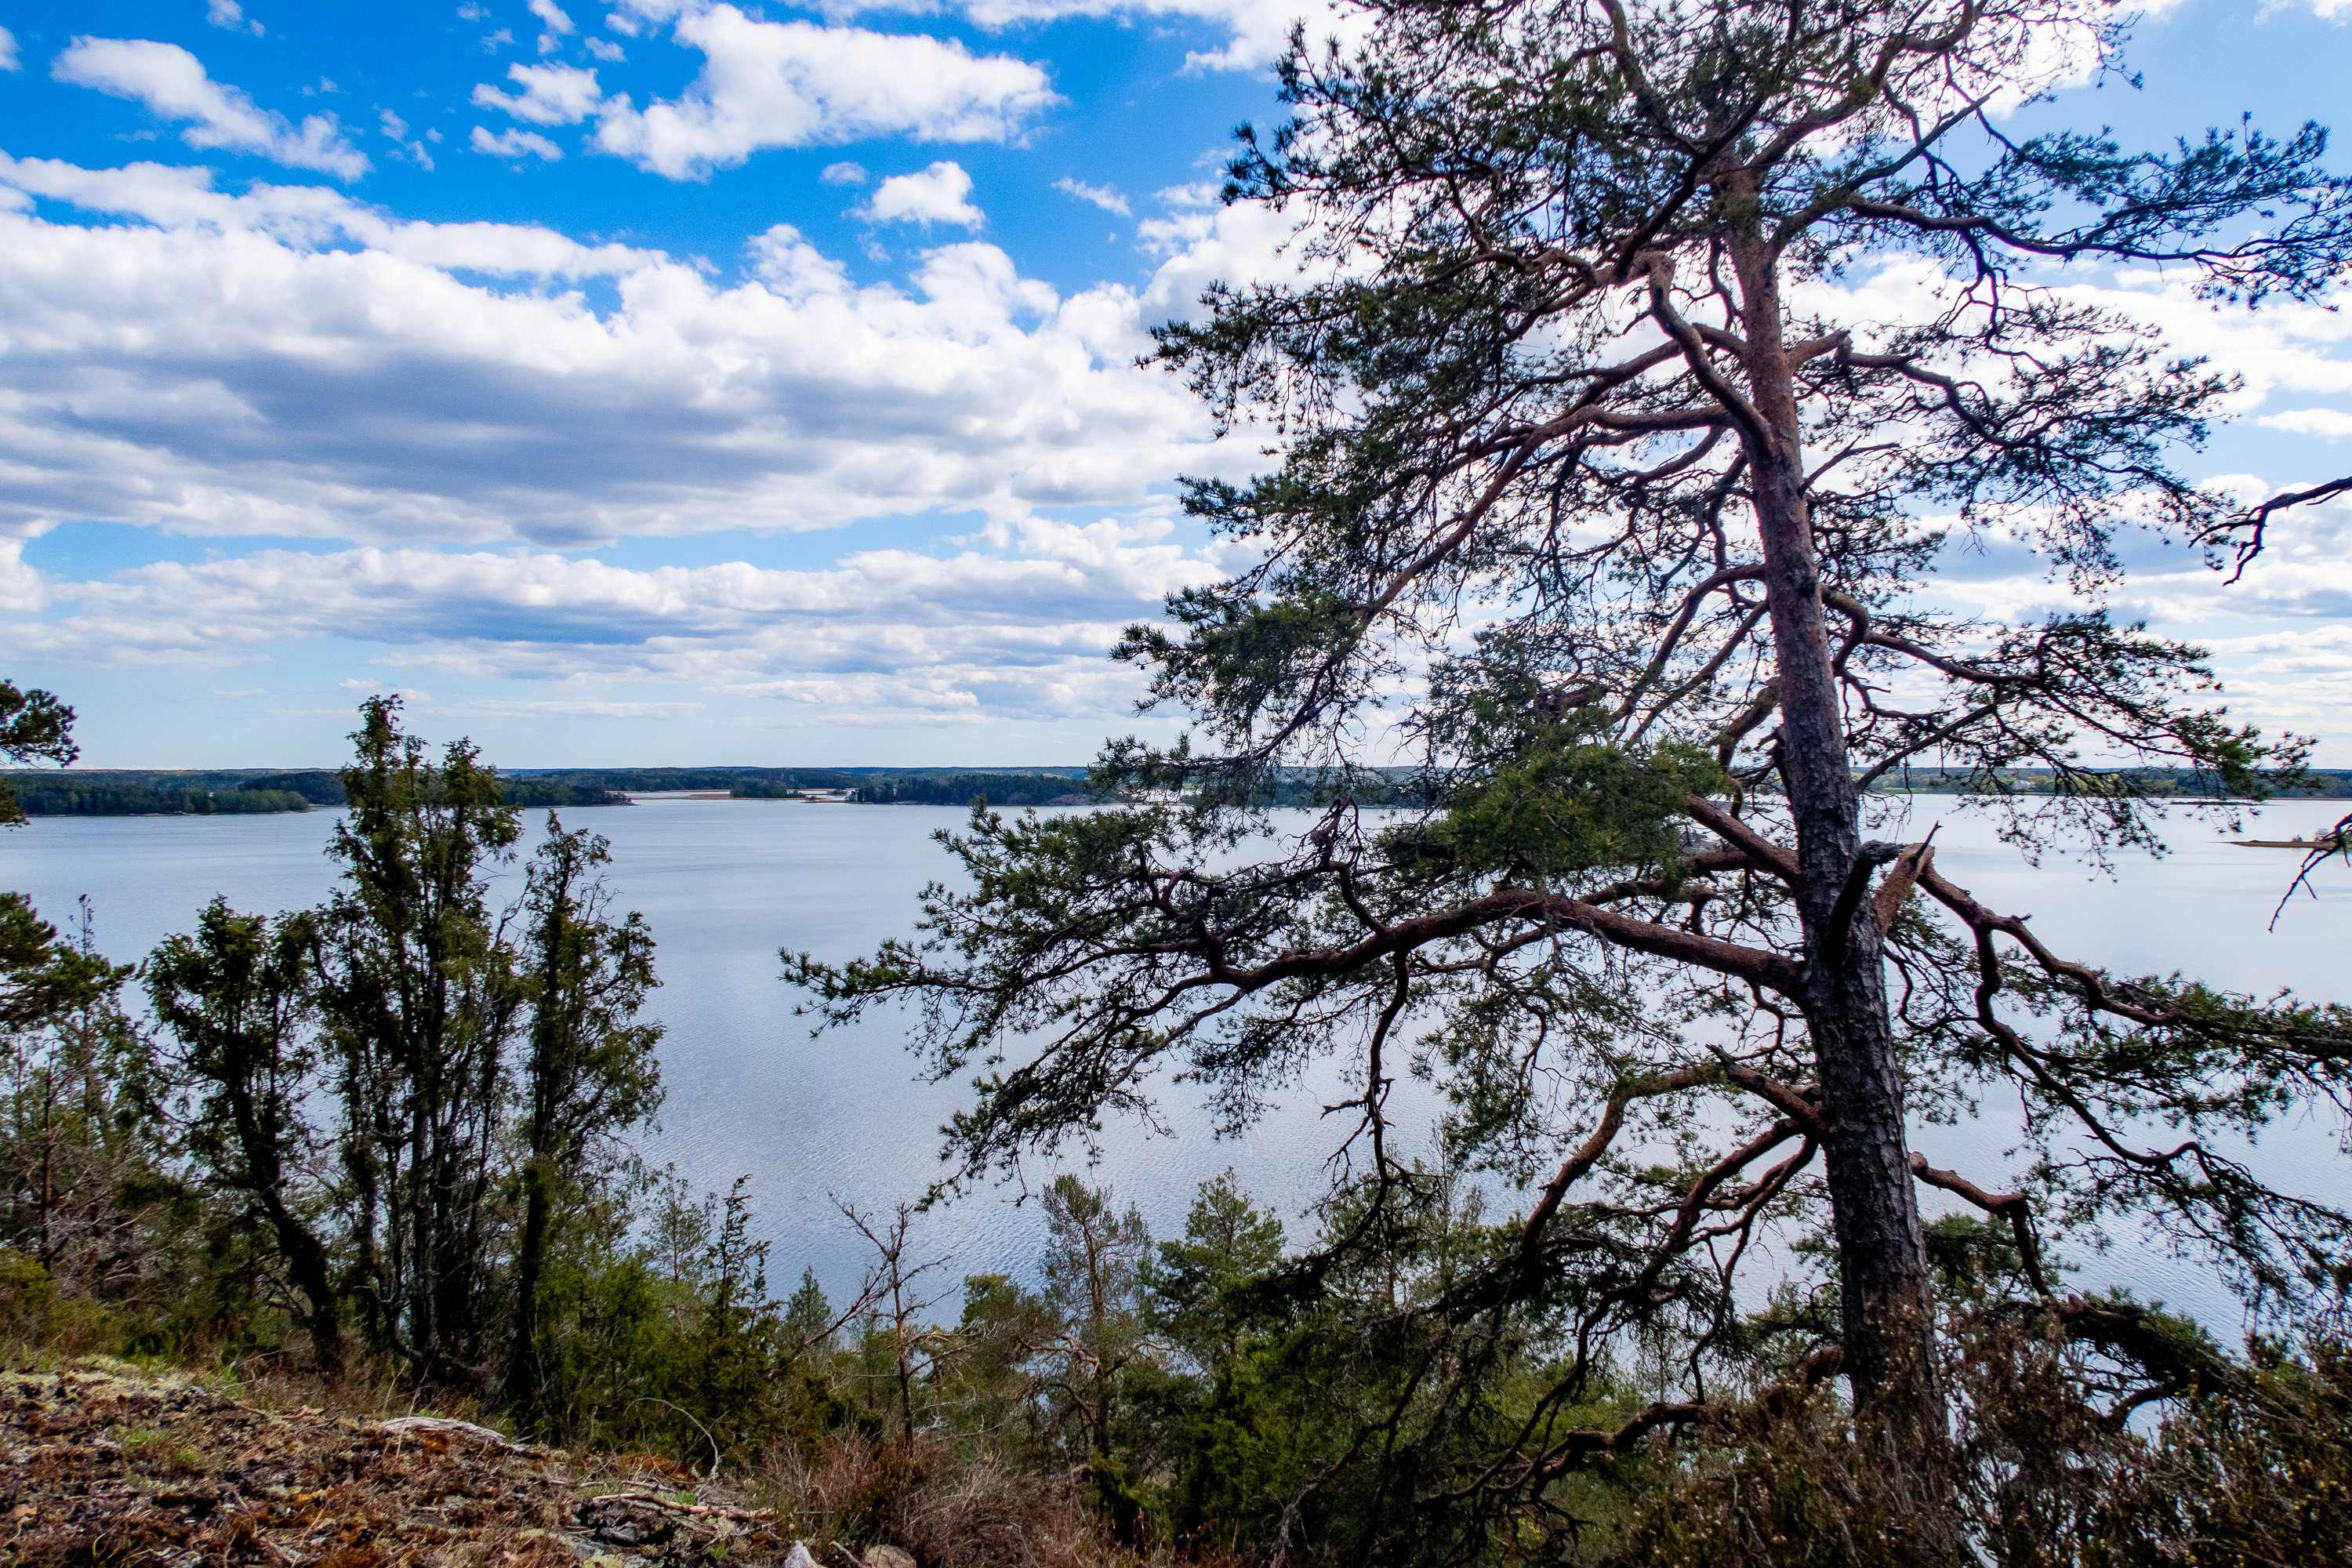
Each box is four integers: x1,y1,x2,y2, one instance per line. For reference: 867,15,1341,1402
0,0,2347,768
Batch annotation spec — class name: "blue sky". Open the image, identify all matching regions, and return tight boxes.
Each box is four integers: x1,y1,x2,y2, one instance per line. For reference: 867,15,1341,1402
0,0,2347,768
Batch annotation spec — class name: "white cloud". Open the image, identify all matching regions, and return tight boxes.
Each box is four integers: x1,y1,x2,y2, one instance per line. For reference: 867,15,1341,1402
52,38,370,180
529,0,576,52
584,37,626,61
380,109,437,169
0,154,650,272
0,29,17,72
474,62,604,125
207,0,266,36
592,2,1058,179
0,154,1246,557
472,125,564,160
4,519,1234,726
2260,408,2352,440
821,160,869,186
482,27,516,51
1136,183,1314,320
1054,176,1128,216
0,539,47,613
861,161,983,227
941,0,1352,72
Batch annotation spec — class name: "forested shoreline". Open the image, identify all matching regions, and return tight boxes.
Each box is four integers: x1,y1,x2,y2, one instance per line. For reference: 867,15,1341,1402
15,764,2345,818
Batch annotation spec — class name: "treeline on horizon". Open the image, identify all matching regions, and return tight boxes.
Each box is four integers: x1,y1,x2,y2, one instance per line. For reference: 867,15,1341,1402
0,768,633,817
10,763,2351,818
1866,767,2352,797
0,764,1473,815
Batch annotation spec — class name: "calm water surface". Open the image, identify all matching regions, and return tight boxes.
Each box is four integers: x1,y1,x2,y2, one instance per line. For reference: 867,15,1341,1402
2,796,2345,1327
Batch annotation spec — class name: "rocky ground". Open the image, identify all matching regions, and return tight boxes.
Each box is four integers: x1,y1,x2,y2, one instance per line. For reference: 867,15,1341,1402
0,1364,836,1567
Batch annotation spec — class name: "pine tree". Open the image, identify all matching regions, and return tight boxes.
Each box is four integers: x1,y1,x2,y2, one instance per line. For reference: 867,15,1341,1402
793,0,2352,1544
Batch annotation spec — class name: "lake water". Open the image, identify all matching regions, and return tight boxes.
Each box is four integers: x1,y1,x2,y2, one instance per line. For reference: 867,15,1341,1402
2,795,2345,1330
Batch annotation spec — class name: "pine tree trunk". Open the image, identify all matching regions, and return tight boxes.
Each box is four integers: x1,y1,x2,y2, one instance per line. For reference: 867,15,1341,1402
1730,218,1944,1438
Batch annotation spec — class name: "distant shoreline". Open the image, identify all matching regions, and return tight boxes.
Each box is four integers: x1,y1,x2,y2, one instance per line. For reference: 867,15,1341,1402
6,762,2350,819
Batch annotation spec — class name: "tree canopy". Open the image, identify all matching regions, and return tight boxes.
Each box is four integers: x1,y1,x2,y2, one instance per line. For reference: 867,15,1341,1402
0,681,76,826
791,0,2352,1548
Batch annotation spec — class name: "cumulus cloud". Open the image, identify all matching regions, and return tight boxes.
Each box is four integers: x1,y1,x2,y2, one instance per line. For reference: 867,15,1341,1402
472,125,564,160
528,0,576,53
591,2,1058,178
2260,408,2352,440
0,28,17,71
1054,176,1128,215
52,38,370,179
207,0,265,36
1136,180,1316,320
0,154,650,273
861,161,984,227
1907,474,2352,752
473,62,604,125
0,154,1237,555
5,517,1236,724
0,147,1285,728
0,539,47,613
820,160,869,186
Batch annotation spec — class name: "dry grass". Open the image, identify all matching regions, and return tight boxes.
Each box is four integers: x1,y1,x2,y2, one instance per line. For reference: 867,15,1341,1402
744,1432,1254,1568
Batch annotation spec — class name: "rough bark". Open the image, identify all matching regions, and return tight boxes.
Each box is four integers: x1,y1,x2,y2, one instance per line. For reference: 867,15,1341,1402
1727,207,1940,1428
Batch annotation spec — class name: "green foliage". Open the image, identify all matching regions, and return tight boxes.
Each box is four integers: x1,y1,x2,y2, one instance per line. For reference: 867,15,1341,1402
1039,1175,1154,1457
313,695,528,1377
2085,1332,2352,1566
506,814,666,1419
147,898,345,1370
0,894,123,1031
1428,727,1730,885
0,1246,57,1338
0,680,76,826
521,1175,857,1469
852,772,1096,807
0,898,176,1304
1142,1171,1286,1376
241,771,349,804
1608,1320,2352,1568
